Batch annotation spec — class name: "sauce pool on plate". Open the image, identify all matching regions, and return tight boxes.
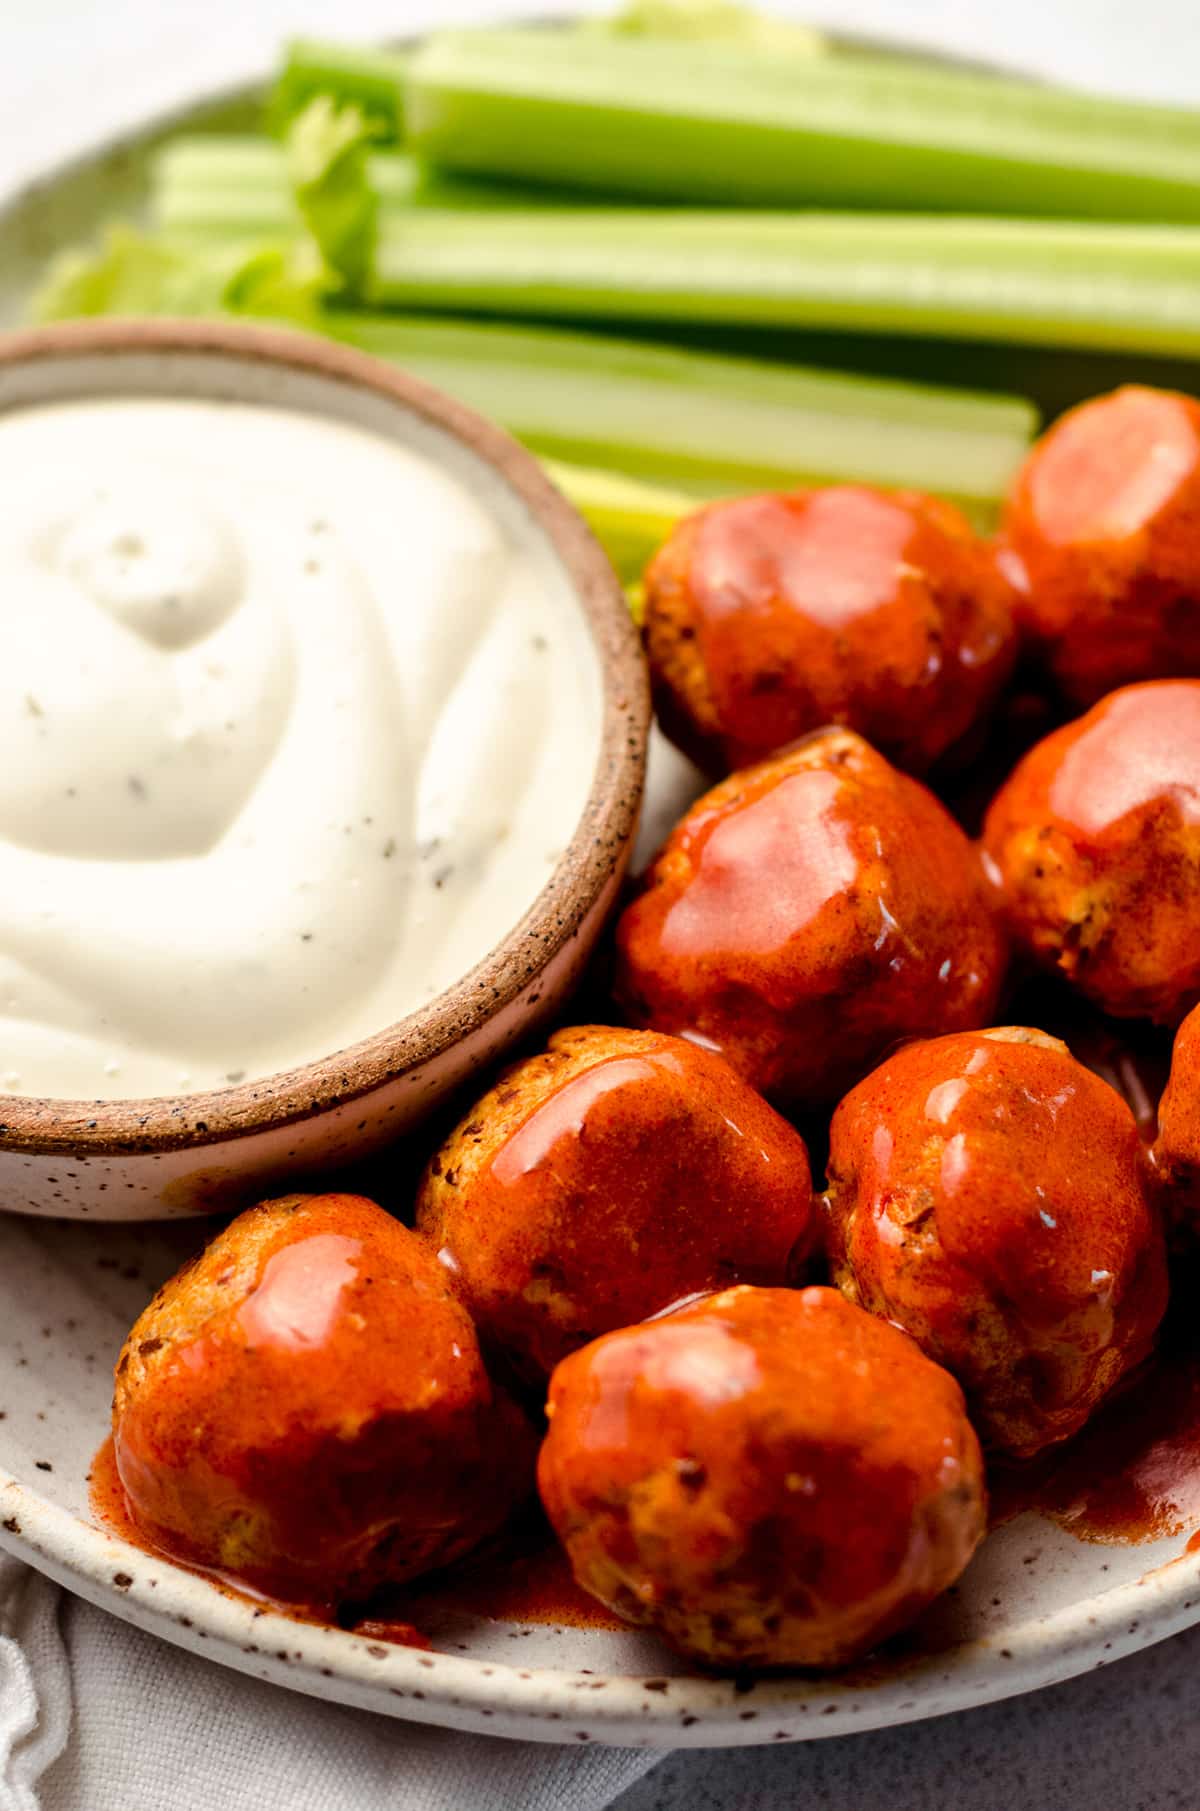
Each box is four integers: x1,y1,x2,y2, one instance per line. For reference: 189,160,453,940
88,1435,621,1638
990,1316,1200,1551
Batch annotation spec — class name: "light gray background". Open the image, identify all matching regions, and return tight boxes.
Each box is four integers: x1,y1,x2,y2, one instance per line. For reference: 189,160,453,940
5,2,1200,1806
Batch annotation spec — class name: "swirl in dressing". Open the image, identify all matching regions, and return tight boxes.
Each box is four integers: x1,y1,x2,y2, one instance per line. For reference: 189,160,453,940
0,397,599,1098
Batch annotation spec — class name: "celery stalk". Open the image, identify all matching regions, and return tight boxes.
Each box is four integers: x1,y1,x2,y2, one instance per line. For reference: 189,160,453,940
286,98,379,289
152,138,587,238
329,310,1035,513
268,9,824,146
32,223,327,328
408,28,1200,219
585,0,825,53
364,209,1200,359
268,38,409,139
154,138,413,235
31,212,1037,514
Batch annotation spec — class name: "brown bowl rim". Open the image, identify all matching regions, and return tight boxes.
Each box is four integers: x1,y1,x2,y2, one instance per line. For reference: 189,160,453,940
0,317,649,1156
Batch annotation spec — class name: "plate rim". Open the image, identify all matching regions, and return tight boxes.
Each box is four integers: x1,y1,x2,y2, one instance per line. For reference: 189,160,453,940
2,43,1199,1755
3,1452,1200,1747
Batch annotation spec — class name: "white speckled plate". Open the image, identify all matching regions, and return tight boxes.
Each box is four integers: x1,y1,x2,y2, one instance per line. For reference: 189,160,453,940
2,1202,1200,1747
1,59,1200,1752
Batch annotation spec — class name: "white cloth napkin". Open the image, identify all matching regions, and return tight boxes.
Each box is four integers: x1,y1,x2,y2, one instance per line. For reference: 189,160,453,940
0,1557,657,1811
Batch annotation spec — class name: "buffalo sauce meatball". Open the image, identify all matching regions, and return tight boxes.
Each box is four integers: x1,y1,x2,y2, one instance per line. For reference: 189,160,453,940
614,727,1006,1106
112,1193,535,1606
1153,1004,1200,1234
644,486,1016,775
825,1029,1168,1457
416,1025,815,1380
983,680,1200,1023
538,1285,986,1669
1003,385,1200,703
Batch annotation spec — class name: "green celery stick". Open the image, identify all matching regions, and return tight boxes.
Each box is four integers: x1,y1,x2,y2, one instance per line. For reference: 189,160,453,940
151,137,590,238
31,217,1038,552
268,38,409,139
364,208,1200,360
32,223,327,328
153,138,413,234
32,218,1037,516
329,310,1036,513
585,0,825,53
28,234,682,587
267,6,825,146
407,28,1200,218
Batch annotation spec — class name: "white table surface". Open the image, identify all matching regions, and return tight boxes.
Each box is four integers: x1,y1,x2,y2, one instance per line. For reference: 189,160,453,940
5,2,1200,1807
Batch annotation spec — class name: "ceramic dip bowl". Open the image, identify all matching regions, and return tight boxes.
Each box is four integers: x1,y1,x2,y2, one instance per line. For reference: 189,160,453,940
0,318,648,1220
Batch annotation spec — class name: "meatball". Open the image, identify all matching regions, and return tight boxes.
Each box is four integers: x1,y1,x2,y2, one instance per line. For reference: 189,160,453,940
1153,1003,1200,1235
113,1193,535,1606
614,727,1006,1106
825,1028,1168,1457
1003,386,1200,704
645,486,1016,775
982,680,1200,1023
538,1285,986,1669
416,1025,815,1379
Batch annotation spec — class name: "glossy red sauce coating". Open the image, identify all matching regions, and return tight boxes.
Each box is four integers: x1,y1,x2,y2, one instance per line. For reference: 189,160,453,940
416,1026,815,1380
826,1029,1168,1458
89,1434,434,1643
112,1194,536,1609
1047,685,1200,838
538,1285,986,1670
1003,386,1200,703
1152,1003,1200,1240
983,681,1200,1023
92,1435,616,1634
643,486,1016,775
91,1433,155,1552
988,1312,1200,1550
614,728,1007,1107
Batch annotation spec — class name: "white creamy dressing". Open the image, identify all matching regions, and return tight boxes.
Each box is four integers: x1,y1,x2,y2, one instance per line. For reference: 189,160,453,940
0,396,601,1099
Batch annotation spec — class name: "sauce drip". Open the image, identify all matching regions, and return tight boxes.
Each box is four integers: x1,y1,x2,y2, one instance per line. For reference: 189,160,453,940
398,1522,626,1632
991,1311,1200,1548
89,1438,620,1635
91,1331,1200,1640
